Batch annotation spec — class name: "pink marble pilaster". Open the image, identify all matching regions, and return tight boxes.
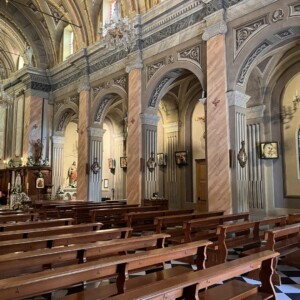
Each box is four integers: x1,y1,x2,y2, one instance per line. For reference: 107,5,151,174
126,68,142,205
22,95,43,159
76,90,90,201
206,34,231,213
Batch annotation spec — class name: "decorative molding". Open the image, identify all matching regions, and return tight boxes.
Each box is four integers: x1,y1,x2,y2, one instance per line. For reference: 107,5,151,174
289,3,300,16
235,17,268,53
69,95,79,106
178,45,201,65
149,77,170,108
78,76,90,93
167,55,175,64
271,9,284,23
93,83,105,99
57,111,70,131
237,41,271,86
274,29,294,40
202,20,227,41
126,54,144,73
247,105,266,119
227,91,250,108
147,60,165,81
163,122,180,133
47,3,63,25
140,113,160,126
95,98,111,122
113,75,127,91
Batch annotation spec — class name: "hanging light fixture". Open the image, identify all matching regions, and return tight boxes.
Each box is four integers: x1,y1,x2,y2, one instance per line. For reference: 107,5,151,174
100,0,137,52
292,90,300,111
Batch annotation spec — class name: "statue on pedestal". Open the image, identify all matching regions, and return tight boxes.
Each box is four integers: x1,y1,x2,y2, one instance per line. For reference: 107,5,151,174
67,161,77,188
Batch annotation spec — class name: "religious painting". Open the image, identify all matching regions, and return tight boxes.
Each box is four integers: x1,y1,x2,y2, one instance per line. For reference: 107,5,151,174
120,157,127,168
36,177,44,189
175,151,188,166
157,153,167,166
260,142,279,159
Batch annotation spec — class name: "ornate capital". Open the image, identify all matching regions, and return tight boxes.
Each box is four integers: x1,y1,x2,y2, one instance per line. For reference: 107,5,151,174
126,51,143,73
140,113,160,126
52,136,65,145
88,127,106,138
202,20,227,41
78,76,90,93
227,91,250,108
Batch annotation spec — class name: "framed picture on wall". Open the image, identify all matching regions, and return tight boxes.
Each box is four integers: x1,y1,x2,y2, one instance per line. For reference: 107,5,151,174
259,142,279,159
157,153,167,166
103,179,109,189
108,158,116,170
36,177,44,189
120,157,127,168
175,151,188,166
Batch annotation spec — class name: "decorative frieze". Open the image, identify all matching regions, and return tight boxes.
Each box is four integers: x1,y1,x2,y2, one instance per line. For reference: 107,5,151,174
47,3,63,25
149,77,170,108
147,60,165,81
113,76,127,91
275,29,294,40
235,17,268,52
289,3,300,17
57,111,70,132
178,45,201,65
69,95,79,106
272,9,284,23
237,41,271,86
95,98,111,123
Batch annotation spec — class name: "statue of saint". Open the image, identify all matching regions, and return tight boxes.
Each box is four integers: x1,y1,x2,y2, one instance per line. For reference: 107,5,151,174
67,161,77,187
33,139,43,165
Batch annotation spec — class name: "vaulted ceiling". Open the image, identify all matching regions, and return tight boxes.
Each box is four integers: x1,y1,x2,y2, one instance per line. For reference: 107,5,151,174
0,0,160,76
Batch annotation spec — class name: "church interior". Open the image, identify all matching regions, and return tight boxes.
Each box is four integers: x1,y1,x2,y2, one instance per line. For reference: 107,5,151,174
0,0,299,299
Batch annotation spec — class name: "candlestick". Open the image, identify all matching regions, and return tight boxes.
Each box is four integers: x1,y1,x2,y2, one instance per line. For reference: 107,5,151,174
7,182,10,191
26,182,29,190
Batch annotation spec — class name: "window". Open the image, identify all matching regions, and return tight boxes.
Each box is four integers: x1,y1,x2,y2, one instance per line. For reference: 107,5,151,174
62,25,74,61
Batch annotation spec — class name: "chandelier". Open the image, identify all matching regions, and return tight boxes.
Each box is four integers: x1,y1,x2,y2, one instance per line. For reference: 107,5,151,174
0,83,13,108
101,0,137,51
292,90,300,110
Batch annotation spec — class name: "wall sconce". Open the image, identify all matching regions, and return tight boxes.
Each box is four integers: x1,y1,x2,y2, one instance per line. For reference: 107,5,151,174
146,152,157,172
91,158,101,174
237,141,247,168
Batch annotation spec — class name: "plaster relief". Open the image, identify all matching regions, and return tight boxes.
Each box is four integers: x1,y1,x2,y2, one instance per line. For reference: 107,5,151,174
272,9,284,23
149,77,170,108
178,45,201,66
147,60,165,81
95,98,110,123
113,75,127,91
235,16,268,56
289,3,300,17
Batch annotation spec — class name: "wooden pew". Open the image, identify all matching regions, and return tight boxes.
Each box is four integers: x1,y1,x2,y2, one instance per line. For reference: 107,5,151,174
0,227,132,254
90,206,161,226
207,216,287,267
0,218,74,231
0,213,38,223
288,212,300,224
241,222,300,283
108,250,279,300
125,209,194,233
154,211,225,239
0,240,211,300
182,212,250,244
0,233,169,279
0,222,102,241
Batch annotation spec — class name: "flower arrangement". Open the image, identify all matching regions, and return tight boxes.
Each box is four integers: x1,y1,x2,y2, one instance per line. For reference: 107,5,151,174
11,193,31,211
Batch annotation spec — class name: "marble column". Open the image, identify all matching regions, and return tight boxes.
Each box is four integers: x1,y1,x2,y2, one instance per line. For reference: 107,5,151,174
163,122,179,209
22,90,47,163
203,11,231,213
0,105,7,169
228,91,250,212
52,135,65,195
76,77,90,201
141,113,160,199
126,58,143,205
88,127,105,202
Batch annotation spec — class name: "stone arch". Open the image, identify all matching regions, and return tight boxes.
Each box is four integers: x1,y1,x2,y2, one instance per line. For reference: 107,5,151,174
53,102,79,135
145,61,205,111
92,86,128,126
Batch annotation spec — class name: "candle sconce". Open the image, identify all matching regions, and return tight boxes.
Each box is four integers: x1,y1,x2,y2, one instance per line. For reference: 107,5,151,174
91,158,101,174
146,152,157,173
